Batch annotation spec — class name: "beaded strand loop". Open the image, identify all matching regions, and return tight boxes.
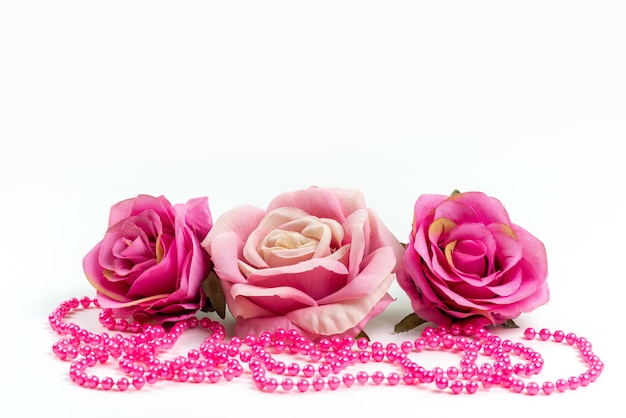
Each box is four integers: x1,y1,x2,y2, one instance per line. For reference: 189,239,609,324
48,296,604,394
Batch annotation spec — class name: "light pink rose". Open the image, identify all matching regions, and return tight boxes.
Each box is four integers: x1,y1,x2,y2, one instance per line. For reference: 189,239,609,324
202,187,404,341
396,191,549,328
83,194,213,324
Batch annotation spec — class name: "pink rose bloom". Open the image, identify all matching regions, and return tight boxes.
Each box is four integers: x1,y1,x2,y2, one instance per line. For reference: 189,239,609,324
83,194,213,324
202,187,404,341
396,191,549,328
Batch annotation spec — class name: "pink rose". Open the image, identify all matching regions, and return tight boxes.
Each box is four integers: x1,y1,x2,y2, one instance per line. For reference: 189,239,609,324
396,191,549,328
83,194,213,324
202,187,405,341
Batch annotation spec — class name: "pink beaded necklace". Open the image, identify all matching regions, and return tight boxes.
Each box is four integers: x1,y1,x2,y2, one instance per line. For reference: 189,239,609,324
49,295,603,395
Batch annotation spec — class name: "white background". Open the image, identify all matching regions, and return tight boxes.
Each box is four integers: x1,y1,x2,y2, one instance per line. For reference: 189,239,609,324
1,1,624,417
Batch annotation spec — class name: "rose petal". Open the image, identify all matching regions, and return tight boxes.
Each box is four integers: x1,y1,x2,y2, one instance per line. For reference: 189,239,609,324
342,209,369,279
202,205,266,251
446,192,512,225
263,244,318,267
221,280,275,319
204,231,252,285
317,247,396,305
179,197,212,239
243,207,312,268
240,255,350,281
267,187,366,222
366,208,406,273
410,194,449,235
230,283,318,315
83,244,132,303
512,225,548,280
109,195,172,227
244,263,348,301
287,272,395,335
433,200,479,226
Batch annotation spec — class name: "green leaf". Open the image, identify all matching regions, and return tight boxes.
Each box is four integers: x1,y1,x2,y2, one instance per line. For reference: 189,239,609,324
501,319,519,328
394,312,427,333
355,330,370,341
200,271,226,319
450,189,461,196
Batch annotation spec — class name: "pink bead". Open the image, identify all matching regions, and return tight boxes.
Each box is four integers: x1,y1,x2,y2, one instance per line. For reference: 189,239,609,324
177,369,190,382
353,337,367,350
526,382,540,395
371,341,383,352
296,379,309,392
413,338,426,351
450,323,461,336
318,338,331,352
555,379,568,392
132,377,145,390
265,378,278,392
442,334,455,349
579,373,591,386
79,296,91,308
427,335,441,348
462,323,474,336
435,377,448,389
552,330,565,342
568,376,580,390
192,371,205,383
465,381,479,394
145,372,158,385
116,319,129,332
343,374,355,387
302,364,315,377
253,376,267,390
446,367,459,379
86,375,99,389
356,371,368,385
524,328,536,339
450,380,464,394
274,361,286,374
481,377,495,389
387,373,400,386
309,349,322,361
511,379,524,393
420,371,435,384
565,333,577,345
371,371,384,385
542,381,555,395
328,376,341,390
539,328,551,341
208,371,221,384
101,377,114,390
403,372,416,385
223,368,235,381
312,377,325,391
116,377,129,391
318,364,331,377
281,378,294,391
287,363,300,376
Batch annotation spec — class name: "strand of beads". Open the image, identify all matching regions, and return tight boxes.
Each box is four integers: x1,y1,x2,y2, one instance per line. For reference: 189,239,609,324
48,296,604,394
49,296,237,391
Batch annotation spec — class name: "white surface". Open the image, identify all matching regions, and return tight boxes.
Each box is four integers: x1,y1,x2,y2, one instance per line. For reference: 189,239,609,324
1,1,624,417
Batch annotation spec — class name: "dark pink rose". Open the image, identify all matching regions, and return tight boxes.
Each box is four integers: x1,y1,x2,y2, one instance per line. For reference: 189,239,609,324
202,187,405,341
83,194,213,324
396,191,548,328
